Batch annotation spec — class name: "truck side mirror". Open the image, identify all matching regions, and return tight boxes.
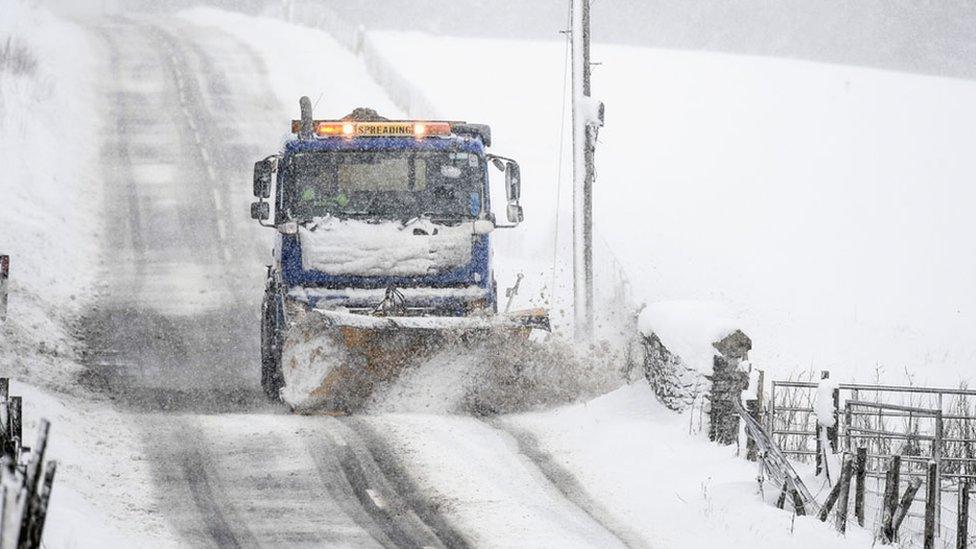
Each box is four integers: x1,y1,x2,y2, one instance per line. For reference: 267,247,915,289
250,201,270,221
506,204,523,224
253,159,273,198
505,161,521,202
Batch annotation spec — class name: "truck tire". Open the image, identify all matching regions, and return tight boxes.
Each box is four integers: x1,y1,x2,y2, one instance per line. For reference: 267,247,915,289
260,297,284,401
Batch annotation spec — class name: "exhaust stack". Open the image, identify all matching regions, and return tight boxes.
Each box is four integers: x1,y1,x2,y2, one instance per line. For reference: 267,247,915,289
298,96,313,140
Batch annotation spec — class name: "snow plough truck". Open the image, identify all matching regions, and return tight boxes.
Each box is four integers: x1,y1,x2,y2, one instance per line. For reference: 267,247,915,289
250,97,549,412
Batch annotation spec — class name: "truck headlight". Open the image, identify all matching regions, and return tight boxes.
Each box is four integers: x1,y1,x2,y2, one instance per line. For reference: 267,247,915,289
278,221,299,235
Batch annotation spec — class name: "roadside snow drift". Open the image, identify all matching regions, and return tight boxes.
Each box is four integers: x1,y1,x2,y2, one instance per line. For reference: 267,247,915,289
0,2,178,546
504,385,872,548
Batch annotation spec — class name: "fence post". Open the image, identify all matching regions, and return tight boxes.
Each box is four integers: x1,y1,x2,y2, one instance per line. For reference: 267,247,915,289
791,483,807,516
776,479,789,509
18,419,50,548
855,447,867,527
844,400,853,453
893,477,923,540
935,404,944,537
26,460,56,548
0,378,7,453
830,385,840,452
10,397,22,447
816,420,824,476
746,370,764,462
881,455,902,543
835,454,854,533
925,461,937,549
959,481,970,549
708,331,751,445
0,254,8,322
819,476,844,521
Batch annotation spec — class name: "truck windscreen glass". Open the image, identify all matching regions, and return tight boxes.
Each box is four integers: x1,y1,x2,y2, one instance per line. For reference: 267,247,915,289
283,151,484,222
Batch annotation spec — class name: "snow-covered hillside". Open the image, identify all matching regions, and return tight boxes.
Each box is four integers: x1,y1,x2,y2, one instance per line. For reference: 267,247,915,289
0,2,170,546
362,30,976,385
0,0,101,391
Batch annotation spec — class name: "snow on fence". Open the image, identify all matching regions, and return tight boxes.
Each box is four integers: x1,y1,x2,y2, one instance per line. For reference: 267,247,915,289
763,376,976,546
0,378,57,548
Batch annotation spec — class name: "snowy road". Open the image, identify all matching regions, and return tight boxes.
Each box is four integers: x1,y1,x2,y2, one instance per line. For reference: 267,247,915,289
83,17,466,547
80,15,629,548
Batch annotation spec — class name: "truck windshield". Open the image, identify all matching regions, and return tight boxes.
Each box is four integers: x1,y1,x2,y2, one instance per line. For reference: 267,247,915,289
282,150,484,222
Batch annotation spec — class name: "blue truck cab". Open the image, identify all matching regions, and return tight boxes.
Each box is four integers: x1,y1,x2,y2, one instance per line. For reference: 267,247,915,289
250,102,525,399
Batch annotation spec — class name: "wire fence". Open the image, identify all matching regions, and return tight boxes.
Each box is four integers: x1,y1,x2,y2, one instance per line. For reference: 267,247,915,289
765,375,976,546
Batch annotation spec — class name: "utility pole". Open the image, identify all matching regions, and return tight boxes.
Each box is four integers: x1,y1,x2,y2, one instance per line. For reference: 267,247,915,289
571,0,603,339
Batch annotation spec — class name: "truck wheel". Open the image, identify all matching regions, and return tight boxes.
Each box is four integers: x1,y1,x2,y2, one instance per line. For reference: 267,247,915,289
260,300,284,401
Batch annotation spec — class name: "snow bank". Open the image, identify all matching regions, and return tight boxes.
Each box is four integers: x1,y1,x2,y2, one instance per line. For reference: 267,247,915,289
0,0,103,390
638,300,741,374
507,385,872,548
299,216,473,276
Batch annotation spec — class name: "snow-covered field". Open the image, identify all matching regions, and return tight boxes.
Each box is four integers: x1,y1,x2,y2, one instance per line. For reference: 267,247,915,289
362,30,976,386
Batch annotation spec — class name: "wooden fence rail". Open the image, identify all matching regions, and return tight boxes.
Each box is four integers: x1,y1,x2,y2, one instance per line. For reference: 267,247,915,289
0,378,56,549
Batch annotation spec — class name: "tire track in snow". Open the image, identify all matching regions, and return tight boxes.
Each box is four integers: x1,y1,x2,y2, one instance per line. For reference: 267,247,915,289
344,417,472,549
304,417,470,549
180,444,256,549
488,419,652,549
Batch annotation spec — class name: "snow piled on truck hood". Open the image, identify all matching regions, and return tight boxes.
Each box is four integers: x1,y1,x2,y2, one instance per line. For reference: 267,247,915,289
299,216,474,276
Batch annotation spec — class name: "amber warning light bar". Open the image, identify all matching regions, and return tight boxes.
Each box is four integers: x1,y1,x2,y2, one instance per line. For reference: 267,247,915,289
291,120,453,138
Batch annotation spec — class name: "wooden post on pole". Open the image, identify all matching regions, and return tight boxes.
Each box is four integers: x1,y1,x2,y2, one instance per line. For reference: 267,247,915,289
959,481,970,549
855,447,867,527
924,461,937,549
